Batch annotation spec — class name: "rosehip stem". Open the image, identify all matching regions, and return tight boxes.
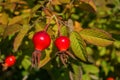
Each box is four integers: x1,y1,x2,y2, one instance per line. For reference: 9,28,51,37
54,16,61,36
57,21,61,36
44,23,50,31
44,16,54,31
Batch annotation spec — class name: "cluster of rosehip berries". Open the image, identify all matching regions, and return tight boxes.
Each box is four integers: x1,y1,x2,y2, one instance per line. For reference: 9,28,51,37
32,30,75,67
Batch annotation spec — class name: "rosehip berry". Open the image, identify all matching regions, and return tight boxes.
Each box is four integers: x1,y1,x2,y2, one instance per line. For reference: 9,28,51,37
106,77,115,80
32,31,51,51
55,36,70,51
5,55,16,67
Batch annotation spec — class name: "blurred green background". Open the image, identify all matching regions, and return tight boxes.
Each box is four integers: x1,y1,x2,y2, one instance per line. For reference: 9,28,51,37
0,0,120,80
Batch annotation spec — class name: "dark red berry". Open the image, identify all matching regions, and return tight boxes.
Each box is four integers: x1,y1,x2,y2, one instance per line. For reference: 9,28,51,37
55,36,70,51
32,31,51,51
5,55,16,67
106,77,114,80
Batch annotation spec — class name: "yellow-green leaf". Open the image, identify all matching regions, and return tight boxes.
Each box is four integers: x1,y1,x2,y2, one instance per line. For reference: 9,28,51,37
38,40,53,68
0,13,9,25
21,56,31,70
61,26,68,36
9,0,21,3
13,24,30,52
8,14,30,25
8,16,23,25
3,24,21,38
70,31,88,61
82,63,99,74
32,4,41,13
35,22,45,32
58,0,70,4
82,74,91,80
78,0,97,12
5,3,16,12
0,25,6,35
51,0,61,5
70,64,82,80
79,28,114,46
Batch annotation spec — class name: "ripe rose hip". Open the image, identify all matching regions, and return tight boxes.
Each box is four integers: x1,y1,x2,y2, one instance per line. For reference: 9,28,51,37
32,31,51,67
54,36,75,66
5,55,16,67
106,77,115,80
32,31,51,51
55,36,70,51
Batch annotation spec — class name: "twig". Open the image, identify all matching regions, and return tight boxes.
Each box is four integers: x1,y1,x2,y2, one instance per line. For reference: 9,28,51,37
22,75,28,80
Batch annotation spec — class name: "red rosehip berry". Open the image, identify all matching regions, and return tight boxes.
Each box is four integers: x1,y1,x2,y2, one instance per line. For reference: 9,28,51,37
32,31,51,51
106,77,115,80
55,36,70,51
5,55,16,67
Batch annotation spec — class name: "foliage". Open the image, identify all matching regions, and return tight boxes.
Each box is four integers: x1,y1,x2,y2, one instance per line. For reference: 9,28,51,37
0,0,120,80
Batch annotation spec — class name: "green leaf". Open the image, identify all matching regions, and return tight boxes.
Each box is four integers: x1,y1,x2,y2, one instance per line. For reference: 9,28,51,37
3,24,21,38
61,26,68,36
70,64,82,80
79,28,114,46
13,24,30,52
21,56,31,70
82,74,91,80
31,4,41,13
70,31,88,61
101,61,110,75
98,47,106,56
71,14,79,20
82,63,99,74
